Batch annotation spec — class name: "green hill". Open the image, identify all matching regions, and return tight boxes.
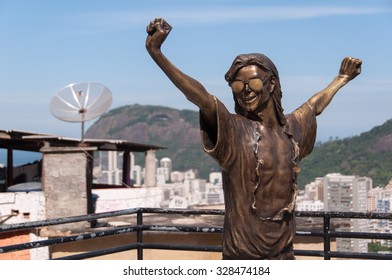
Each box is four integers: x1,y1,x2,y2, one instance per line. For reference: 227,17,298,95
299,119,392,187
86,104,392,187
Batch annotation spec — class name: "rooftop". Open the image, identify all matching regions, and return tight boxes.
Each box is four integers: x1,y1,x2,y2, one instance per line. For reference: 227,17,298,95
0,129,165,153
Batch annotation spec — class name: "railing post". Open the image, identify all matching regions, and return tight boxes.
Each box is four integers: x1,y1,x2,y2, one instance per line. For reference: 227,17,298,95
137,209,143,260
323,213,331,260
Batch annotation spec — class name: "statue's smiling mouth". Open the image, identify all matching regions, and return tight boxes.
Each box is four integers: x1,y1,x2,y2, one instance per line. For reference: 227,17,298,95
244,95,257,103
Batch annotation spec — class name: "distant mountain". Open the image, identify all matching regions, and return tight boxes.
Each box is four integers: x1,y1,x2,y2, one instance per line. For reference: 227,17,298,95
85,104,220,179
86,104,392,188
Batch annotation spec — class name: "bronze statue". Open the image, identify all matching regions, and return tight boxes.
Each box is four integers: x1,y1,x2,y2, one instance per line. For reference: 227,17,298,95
146,18,362,259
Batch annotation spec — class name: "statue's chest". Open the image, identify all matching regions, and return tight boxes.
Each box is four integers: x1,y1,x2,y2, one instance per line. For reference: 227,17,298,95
253,125,293,180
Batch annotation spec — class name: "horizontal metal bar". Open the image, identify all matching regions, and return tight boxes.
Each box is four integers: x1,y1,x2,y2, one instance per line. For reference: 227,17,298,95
294,249,392,260
331,231,392,240
140,207,225,216
142,243,222,252
142,224,223,233
329,251,392,260
295,230,392,240
295,230,325,237
0,208,140,233
52,243,140,260
0,226,139,254
293,249,325,257
2,208,392,234
295,211,392,220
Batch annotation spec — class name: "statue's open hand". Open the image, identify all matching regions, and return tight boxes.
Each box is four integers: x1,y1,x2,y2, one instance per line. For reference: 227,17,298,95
339,57,362,82
146,18,172,52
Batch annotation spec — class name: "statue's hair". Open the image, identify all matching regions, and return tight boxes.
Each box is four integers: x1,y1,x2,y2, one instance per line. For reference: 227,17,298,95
225,53,286,127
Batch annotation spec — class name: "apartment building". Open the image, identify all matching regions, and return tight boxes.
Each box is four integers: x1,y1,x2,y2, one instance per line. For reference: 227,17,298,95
323,173,372,253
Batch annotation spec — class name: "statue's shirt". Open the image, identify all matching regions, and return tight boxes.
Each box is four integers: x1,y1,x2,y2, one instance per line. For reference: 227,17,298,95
200,97,317,259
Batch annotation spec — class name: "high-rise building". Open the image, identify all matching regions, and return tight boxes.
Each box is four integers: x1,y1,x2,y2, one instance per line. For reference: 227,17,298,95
170,171,184,183
323,173,372,253
304,177,324,201
295,199,324,211
160,157,172,182
94,151,144,187
367,183,392,246
131,165,142,186
96,151,123,185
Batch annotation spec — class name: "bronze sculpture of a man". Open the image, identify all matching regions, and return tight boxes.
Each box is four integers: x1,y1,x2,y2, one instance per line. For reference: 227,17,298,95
146,18,362,259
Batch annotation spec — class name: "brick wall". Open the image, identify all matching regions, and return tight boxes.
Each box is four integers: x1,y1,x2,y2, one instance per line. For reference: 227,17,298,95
0,230,30,260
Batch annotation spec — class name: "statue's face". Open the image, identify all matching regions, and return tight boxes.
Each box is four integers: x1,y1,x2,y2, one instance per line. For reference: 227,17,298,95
231,65,270,114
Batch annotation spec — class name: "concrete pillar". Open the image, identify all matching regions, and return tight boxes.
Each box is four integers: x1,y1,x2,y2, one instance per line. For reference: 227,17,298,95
40,146,96,233
6,148,13,188
122,150,131,187
144,149,156,187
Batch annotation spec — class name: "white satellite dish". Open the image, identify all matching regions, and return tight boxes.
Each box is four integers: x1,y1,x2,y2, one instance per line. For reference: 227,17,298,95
50,81,112,141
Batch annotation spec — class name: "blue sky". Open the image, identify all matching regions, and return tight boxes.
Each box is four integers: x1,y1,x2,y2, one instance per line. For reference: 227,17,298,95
1,0,392,147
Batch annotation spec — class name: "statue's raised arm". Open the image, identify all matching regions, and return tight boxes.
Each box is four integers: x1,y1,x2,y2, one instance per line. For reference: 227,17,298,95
146,18,217,123
308,56,362,116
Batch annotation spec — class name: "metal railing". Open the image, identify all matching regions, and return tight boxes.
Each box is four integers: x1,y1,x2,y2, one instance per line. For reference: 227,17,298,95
1,208,392,260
